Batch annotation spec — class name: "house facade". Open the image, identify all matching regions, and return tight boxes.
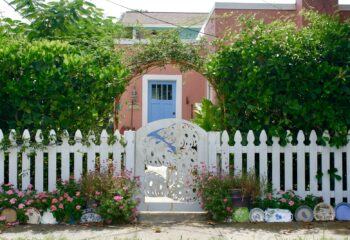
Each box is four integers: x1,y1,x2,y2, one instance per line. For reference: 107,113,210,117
117,0,350,131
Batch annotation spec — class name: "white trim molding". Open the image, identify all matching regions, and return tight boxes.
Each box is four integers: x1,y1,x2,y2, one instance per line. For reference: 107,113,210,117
339,5,350,11
142,74,182,126
214,2,296,10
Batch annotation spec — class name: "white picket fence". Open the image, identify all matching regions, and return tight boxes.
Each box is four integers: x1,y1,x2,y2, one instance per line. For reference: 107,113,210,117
0,128,349,206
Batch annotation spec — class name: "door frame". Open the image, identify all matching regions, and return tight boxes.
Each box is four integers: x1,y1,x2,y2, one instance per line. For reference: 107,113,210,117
142,74,182,126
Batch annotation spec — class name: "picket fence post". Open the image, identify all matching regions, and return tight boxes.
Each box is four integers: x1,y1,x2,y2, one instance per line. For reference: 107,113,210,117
9,129,17,188
0,130,4,184
124,130,135,177
35,130,44,192
21,129,31,190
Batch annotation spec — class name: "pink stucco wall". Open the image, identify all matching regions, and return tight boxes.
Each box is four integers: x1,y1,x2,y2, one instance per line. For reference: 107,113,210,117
117,65,207,132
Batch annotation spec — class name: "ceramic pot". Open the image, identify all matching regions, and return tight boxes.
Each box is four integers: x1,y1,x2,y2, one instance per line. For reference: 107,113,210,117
230,189,251,209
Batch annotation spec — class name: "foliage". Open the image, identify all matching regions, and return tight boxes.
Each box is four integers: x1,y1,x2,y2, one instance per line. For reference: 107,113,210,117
206,12,350,146
195,169,261,222
0,38,128,133
80,171,140,224
192,99,223,131
253,190,322,213
8,0,126,47
121,29,206,81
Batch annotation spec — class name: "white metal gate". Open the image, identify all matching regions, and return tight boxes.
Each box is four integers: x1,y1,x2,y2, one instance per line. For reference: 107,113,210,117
134,119,209,212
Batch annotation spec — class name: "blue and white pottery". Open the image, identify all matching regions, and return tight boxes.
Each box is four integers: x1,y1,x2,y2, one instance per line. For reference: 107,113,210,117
295,206,314,222
249,208,265,222
80,212,103,224
264,208,293,222
335,203,350,221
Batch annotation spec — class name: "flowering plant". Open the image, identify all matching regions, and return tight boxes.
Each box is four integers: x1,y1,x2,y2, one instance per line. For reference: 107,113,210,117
253,190,322,213
50,178,85,222
0,183,36,223
80,171,140,224
195,169,261,222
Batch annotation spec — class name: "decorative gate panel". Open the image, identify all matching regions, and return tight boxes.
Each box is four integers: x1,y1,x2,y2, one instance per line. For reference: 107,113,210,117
135,119,208,212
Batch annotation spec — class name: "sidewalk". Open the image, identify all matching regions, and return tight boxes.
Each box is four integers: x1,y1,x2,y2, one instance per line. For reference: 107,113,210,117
1,221,350,240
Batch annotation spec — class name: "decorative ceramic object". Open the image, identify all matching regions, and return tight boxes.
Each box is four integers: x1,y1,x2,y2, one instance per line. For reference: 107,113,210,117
264,208,293,222
40,209,57,224
25,208,41,224
80,212,103,224
295,206,314,222
82,208,96,214
232,207,249,222
314,203,335,221
335,203,350,221
0,207,17,223
249,208,265,222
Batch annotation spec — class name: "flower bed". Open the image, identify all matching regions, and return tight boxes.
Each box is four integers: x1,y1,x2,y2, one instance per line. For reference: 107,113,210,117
0,172,140,225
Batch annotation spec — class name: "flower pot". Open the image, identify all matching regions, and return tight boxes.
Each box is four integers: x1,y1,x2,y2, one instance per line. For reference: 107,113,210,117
229,189,251,209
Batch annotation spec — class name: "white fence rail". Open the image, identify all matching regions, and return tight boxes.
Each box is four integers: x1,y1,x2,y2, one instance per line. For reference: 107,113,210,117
0,128,349,206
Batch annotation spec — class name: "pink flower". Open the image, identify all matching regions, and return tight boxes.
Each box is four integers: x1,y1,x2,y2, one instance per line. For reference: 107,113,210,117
18,203,25,209
95,191,101,196
226,207,232,212
278,190,285,195
42,199,47,203
76,205,81,210
280,198,286,203
6,190,13,195
26,200,33,206
52,198,58,204
67,197,73,202
76,191,80,196
26,190,32,196
290,193,295,198
58,203,64,209
119,205,124,209
114,195,123,202
59,196,63,201
92,203,97,208
51,205,57,212
0,216,6,221
63,193,69,198
289,201,294,206
27,184,33,190
10,198,17,204
223,198,228,203
17,191,24,198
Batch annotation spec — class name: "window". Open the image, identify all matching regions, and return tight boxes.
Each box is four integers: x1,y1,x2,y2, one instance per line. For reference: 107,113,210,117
151,84,172,100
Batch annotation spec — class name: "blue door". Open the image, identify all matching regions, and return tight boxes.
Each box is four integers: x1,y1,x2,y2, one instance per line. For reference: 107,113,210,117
148,81,176,123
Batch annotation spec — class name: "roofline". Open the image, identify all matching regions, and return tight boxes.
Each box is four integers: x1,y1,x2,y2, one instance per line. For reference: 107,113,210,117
122,24,204,28
122,11,209,14
198,1,296,40
214,2,296,11
339,4,350,11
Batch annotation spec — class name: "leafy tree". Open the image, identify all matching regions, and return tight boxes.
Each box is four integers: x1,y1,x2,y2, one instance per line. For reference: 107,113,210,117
0,0,129,134
206,12,350,145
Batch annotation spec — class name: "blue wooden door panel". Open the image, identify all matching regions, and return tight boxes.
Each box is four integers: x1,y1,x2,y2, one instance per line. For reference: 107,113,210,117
148,81,176,123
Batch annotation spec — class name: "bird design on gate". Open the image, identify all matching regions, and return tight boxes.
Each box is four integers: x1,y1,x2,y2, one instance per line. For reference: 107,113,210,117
141,122,200,202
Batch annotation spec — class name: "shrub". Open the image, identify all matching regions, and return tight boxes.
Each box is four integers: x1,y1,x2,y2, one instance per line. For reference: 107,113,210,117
196,170,261,222
206,12,350,146
80,171,140,224
253,190,322,213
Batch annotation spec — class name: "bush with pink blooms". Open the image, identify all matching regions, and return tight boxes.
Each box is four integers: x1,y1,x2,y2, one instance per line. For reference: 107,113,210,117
253,190,322,213
0,183,35,223
80,171,140,224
